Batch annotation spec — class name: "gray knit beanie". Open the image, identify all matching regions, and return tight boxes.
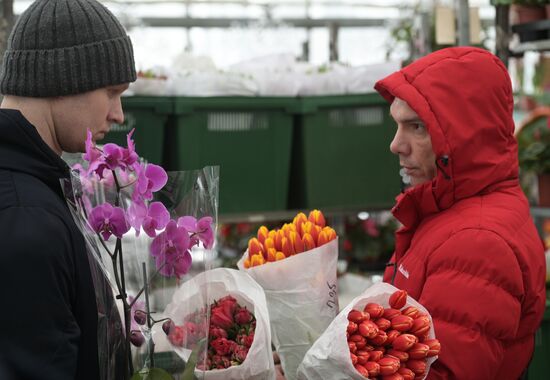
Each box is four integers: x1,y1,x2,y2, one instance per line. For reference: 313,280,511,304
0,0,137,97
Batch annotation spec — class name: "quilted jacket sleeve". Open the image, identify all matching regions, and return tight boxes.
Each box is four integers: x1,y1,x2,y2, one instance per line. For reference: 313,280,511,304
420,229,524,380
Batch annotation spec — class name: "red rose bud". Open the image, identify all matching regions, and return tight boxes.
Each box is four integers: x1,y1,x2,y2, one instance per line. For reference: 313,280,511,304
423,339,441,357
348,321,358,334
401,306,420,319
354,364,369,378
398,367,416,380
210,327,228,340
365,303,384,319
391,315,414,332
162,319,175,335
370,330,388,346
382,373,404,380
364,361,380,377
383,308,402,320
407,359,427,375
350,353,358,365
410,316,430,336
232,345,249,363
389,289,408,309
386,349,409,362
374,317,392,331
369,350,383,362
385,330,401,345
348,341,357,354
356,350,370,365
234,307,253,325
408,343,429,360
392,334,418,352
211,337,236,356
130,330,145,347
378,356,400,376
168,326,185,346
358,320,379,339
211,305,234,330
348,310,367,323
308,209,326,228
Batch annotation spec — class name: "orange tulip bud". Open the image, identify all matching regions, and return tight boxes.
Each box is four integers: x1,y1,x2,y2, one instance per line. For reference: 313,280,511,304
322,226,337,241
317,230,330,247
248,238,264,258
251,254,265,267
243,258,251,269
257,226,269,245
308,209,326,228
293,212,308,235
264,237,275,250
267,248,277,262
275,229,285,251
302,222,321,243
268,230,277,241
275,251,286,261
289,230,304,254
302,233,316,251
281,237,295,256
282,223,296,235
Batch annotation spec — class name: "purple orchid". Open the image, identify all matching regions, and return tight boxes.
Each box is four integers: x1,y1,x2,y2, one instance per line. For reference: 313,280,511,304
123,129,139,169
150,220,192,278
133,163,168,201
177,216,214,249
89,203,130,240
127,198,148,235
102,143,125,170
142,202,170,238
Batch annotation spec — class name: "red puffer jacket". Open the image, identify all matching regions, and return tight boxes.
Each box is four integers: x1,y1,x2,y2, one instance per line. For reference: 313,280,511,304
375,47,546,379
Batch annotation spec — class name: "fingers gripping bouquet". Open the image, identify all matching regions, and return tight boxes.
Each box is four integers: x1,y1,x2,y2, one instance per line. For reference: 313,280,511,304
298,283,440,380
162,268,275,380
237,210,339,380
63,130,218,379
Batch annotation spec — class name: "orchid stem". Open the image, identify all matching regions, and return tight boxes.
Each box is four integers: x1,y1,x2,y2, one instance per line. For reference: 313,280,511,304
129,262,167,309
142,262,155,368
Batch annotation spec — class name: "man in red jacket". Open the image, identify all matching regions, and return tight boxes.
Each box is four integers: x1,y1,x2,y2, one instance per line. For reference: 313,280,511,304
375,47,546,379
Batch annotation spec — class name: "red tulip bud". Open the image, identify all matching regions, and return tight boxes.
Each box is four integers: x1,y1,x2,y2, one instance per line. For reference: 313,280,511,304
389,289,408,309
358,320,379,339
383,308,401,320
398,367,416,380
391,315,414,332
364,303,384,319
408,343,429,360
378,356,400,376
364,361,380,377
423,339,441,357
392,334,418,352
406,359,427,375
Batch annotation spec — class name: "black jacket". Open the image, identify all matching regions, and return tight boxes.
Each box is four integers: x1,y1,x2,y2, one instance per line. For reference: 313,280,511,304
0,109,99,379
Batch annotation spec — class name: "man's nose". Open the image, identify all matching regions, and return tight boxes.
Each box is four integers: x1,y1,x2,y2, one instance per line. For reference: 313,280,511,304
109,99,124,125
390,126,410,156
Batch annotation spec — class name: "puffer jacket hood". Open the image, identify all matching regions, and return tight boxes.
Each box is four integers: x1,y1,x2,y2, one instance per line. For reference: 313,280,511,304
375,47,518,228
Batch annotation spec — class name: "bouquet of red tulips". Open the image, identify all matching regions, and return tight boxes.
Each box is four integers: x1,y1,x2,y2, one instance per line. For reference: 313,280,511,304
298,283,439,380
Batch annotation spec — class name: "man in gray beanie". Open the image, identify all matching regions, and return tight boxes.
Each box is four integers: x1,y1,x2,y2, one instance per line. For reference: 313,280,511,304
0,0,136,379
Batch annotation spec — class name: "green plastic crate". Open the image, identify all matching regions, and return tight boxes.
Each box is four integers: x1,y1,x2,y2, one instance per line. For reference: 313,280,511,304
103,96,172,165
290,94,401,210
166,97,297,215
528,299,550,379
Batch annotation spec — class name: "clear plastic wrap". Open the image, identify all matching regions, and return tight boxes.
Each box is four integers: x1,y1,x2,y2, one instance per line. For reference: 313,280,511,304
62,133,218,379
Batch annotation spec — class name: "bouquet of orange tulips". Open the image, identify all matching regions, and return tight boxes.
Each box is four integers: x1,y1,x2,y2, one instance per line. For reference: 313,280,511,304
237,210,339,380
